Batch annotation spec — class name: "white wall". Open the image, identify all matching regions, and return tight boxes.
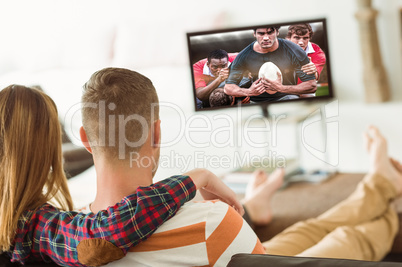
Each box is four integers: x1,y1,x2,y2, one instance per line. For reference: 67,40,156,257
1,0,401,100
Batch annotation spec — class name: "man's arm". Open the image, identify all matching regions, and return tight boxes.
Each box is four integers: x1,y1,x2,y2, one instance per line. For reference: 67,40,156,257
301,61,319,80
309,43,327,79
196,68,229,101
224,78,266,97
261,74,317,95
300,45,326,82
12,176,197,267
184,168,244,215
13,170,244,267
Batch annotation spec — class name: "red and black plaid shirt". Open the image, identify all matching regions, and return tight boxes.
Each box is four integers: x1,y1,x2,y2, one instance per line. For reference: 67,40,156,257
9,175,196,266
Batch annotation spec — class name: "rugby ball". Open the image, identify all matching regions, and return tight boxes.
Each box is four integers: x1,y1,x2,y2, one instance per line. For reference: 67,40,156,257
258,62,283,83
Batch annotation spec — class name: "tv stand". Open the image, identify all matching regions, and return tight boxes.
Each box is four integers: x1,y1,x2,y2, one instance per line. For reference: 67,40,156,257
260,103,270,119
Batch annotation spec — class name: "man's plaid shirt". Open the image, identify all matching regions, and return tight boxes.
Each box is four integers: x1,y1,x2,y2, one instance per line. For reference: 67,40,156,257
9,175,196,266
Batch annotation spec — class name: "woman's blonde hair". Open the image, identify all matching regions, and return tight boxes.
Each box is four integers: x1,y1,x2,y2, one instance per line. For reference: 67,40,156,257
0,85,73,252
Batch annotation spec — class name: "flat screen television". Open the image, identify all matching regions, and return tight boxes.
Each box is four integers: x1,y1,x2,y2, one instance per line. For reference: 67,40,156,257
186,18,336,183
186,18,333,115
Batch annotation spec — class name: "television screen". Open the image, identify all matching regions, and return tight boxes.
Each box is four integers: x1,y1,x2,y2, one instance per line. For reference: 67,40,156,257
187,18,333,112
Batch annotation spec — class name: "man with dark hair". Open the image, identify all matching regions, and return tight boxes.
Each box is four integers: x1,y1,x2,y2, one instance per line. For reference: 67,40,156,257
193,49,237,108
286,24,313,46
286,23,326,92
254,26,280,33
224,26,317,102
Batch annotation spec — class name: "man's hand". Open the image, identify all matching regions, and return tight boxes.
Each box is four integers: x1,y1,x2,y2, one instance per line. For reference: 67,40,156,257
301,57,318,79
246,78,266,96
218,67,230,82
260,72,283,94
196,67,230,101
301,61,317,75
184,168,244,215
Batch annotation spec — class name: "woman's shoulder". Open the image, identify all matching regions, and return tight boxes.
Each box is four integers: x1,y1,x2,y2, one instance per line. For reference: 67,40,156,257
16,204,60,232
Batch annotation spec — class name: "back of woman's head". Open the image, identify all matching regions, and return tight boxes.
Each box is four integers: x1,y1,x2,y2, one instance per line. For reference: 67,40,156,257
0,85,73,252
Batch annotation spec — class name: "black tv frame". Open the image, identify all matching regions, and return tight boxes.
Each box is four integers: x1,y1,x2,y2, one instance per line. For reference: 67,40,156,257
186,18,334,115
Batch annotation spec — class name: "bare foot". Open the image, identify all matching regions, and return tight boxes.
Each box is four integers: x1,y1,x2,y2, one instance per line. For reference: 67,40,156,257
243,168,284,225
391,158,402,173
364,126,402,195
244,169,267,201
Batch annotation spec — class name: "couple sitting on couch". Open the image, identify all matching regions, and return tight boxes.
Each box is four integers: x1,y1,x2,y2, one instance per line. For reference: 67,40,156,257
1,67,401,266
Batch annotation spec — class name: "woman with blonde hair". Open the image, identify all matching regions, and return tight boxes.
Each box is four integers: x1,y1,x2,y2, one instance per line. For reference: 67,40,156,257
0,85,74,252
0,85,242,266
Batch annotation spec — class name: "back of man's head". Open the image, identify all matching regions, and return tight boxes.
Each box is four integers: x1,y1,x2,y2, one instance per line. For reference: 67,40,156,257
81,67,159,160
